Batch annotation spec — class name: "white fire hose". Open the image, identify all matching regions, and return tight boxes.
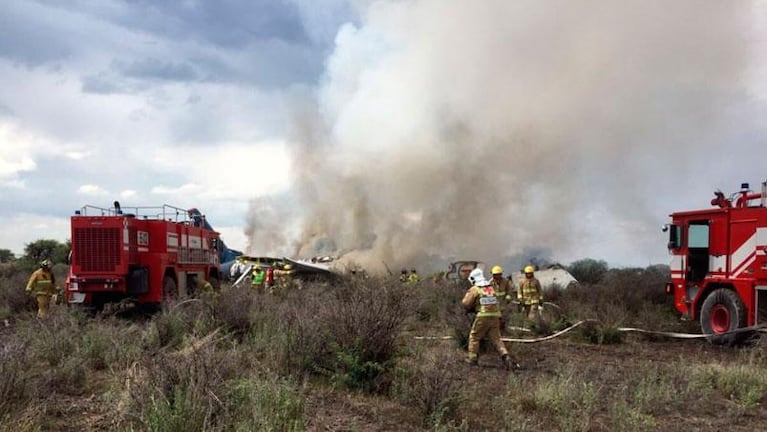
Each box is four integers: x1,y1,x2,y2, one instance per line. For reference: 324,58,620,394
414,322,767,343
414,309,767,343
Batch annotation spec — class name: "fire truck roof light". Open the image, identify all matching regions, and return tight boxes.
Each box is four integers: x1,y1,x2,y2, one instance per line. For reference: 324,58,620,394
75,210,81,215
741,182,749,190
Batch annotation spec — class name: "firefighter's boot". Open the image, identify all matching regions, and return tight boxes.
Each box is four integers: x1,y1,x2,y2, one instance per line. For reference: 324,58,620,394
502,354,520,371
464,354,478,366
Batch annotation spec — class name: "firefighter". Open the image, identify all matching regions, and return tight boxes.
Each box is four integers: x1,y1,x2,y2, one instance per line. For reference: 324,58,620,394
25,259,57,319
199,278,217,301
399,268,409,283
266,265,275,291
408,268,420,284
490,265,513,332
518,265,543,321
461,268,514,369
490,265,513,302
279,264,294,290
251,266,266,291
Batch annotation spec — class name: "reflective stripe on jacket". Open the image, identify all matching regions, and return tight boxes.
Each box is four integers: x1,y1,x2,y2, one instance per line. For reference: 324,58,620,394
518,278,542,305
462,285,502,318
491,278,513,300
27,269,55,295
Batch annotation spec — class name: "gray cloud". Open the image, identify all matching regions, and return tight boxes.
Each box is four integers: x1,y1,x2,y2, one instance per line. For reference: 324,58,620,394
110,0,312,48
0,2,73,66
115,57,199,81
5,1,336,92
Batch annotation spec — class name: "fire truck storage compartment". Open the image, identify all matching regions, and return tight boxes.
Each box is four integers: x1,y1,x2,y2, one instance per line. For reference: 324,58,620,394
758,286,767,325
127,266,149,295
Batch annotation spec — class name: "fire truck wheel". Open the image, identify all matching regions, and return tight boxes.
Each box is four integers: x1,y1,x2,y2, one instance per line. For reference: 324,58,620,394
700,288,746,345
162,276,178,306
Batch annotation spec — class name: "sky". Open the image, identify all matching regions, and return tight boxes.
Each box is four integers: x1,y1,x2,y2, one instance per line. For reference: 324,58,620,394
1,0,766,272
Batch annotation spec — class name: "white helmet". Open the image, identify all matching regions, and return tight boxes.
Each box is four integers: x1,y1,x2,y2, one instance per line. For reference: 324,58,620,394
468,268,490,287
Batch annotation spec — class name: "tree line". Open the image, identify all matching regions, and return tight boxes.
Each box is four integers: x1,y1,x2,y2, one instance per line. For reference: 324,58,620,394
0,239,70,265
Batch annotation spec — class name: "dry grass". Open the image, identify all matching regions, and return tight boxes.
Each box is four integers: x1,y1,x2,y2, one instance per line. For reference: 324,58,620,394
0,265,765,431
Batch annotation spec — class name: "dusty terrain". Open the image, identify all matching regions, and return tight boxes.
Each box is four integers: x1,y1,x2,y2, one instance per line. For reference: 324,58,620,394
2,267,766,432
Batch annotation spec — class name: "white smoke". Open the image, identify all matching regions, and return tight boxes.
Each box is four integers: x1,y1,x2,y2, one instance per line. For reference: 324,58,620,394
247,0,765,273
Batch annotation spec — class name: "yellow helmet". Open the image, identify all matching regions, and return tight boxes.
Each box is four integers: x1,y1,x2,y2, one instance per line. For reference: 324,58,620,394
491,265,503,275
283,264,292,271
40,259,52,268
524,265,535,274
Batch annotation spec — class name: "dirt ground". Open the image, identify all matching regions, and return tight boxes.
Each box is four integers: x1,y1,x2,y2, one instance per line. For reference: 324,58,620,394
303,334,767,432
6,319,767,432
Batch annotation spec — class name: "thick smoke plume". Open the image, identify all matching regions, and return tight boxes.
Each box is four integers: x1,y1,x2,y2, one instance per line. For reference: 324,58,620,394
247,0,763,273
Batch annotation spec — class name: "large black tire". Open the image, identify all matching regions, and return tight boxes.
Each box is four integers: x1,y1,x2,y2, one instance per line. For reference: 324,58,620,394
700,288,747,345
162,275,178,309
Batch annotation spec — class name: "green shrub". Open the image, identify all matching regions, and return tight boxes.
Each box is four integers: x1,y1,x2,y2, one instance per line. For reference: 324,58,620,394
689,362,767,407
78,319,144,371
391,348,463,428
608,400,656,432
225,376,305,432
578,321,624,345
567,258,609,285
28,314,78,367
499,364,600,432
149,309,192,350
0,343,33,416
80,329,112,371
43,356,87,396
0,265,36,318
277,276,408,393
413,280,463,323
213,286,260,337
126,348,225,431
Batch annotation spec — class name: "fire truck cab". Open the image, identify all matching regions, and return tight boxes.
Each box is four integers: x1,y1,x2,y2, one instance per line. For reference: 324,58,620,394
665,181,767,344
66,203,222,312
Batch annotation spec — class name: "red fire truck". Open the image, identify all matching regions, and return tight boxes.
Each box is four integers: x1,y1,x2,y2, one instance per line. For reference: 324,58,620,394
66,203,222,312
665,180,767,344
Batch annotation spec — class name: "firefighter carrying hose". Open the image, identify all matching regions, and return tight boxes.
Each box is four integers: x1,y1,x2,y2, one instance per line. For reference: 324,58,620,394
518,265,543,321
461,268,514,370
25,259,58,318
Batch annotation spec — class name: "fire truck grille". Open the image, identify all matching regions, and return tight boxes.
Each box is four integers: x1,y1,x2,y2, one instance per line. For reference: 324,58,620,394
73,227,121,272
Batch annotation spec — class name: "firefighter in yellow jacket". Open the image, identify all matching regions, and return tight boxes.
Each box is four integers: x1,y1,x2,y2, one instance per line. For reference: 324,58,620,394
490,265,513,302
199,278,218,302
518,265,543,320
462,268,514,369
490,265,513,332
26,259,57,318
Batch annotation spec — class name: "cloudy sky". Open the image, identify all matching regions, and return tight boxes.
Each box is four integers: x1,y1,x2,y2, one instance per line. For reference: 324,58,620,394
1,0,766,271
